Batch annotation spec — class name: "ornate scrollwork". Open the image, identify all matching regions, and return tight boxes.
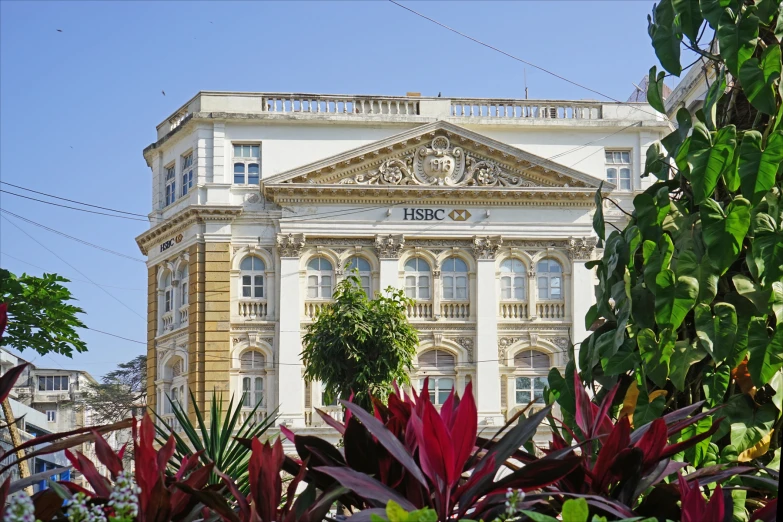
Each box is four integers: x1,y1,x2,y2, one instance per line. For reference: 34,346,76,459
276,233,306,258
472,235,503,260
336,136,539,188
566,236,598,260
374,234,405,259
454,337,474,361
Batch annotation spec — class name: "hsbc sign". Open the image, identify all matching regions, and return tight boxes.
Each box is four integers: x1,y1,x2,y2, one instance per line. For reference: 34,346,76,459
402,208,472,222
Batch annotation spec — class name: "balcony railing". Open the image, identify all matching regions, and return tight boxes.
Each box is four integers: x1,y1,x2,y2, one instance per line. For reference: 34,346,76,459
499,301,529,320
161,311,174,332
304,300,331,320
440,301,470,320
237,299,269,320
179,305,189,326
160,414,181,434
406,301,433,320
450,99,602,120
537,301,566,319
239,408,268,425
305,405,343,427
262,95,419,116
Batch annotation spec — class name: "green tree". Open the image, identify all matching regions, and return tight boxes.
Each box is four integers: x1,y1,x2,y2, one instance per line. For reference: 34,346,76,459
302,273,419,410
79,355,147,424
550,0,783,472
0,268,87,357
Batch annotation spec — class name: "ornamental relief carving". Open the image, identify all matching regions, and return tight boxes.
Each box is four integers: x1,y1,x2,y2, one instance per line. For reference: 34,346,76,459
374,234,405,258
472,235,503,260
566,237,598,261
276,233,307,258
453,337,475,362
338,136,538,188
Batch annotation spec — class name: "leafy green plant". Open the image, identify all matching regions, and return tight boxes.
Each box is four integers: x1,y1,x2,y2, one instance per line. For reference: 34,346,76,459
154,390,277,493
550,0,782,518
302,273,419,409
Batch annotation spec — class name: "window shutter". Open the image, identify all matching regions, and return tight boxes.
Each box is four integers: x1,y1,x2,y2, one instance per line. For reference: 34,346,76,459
500,378,507,408
418,350,438,368
304,381,311,409
436,351,455,369
514,350,550,369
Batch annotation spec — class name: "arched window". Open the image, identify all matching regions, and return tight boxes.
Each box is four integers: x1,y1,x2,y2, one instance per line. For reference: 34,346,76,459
307,257,333,298
442,257,468,300
537,259,563,300
417,349,456,405
346,256,371,296
165,358,187,414
500,259,526,300
240,256,265,298
240,350,265,409
514,350,549,405
404,258,431,299
162,272,173,313
179,265,189,306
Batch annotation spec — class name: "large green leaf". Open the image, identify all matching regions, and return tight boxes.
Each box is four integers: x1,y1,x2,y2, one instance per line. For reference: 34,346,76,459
648,0,683,75
688,123,737,204
714,394,776,451
748,320,783,386
670,339,708,391
704,364,731,407
695,302,738,362
673,0,704,40
671,416,714,466
647,66,668,113
739,43,782,115
732,274,770,314
593,183,605,247
655,270,699,329
639,328,677,387
635,187,672,241
662,108,693,158
644,142,670,180
634,385,668,427
644,234,675,290
739,131,783,205
717,7,760,76
631,282,657,330
700,0,739,28
772,281,783,327
704,67,727,130
676,249,719,304
602,339,641,375
701,197,751,274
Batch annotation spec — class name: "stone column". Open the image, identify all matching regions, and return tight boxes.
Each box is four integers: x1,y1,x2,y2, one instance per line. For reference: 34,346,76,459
146,266,159,414
375,235,405,293
277,233,307,427
473,236,504,426
567,237,598,367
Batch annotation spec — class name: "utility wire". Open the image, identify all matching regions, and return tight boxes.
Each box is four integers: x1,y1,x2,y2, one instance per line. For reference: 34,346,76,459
387,0,662,120
84,327,147,345
0,251,145,290
0,189,148,222
1,215,146,320
0,181,148,218
0,209,146,263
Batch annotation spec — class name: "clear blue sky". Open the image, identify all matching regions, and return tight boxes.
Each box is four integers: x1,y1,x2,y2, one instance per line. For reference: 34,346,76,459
0,0,670,378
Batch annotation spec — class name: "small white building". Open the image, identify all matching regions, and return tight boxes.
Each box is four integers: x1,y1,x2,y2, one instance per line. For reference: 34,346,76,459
136,92,669,432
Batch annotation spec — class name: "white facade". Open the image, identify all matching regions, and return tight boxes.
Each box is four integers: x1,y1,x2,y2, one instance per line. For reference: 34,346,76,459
137,92,669,431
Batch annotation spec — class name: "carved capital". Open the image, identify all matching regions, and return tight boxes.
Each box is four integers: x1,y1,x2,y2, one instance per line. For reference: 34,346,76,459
374,234,405,259
566,236,598,261
472,235,503,260
276,233,306,258
454,336,474,362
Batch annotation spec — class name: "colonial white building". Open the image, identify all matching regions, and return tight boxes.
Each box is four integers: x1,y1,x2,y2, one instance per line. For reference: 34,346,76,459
136,92,669,430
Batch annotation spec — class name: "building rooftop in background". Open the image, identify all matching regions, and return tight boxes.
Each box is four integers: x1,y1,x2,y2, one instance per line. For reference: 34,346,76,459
626,74,673,104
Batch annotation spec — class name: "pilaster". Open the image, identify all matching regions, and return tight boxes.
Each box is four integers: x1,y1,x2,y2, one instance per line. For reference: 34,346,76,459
473,235,504,425
146,266,158,414
277,233,307,427
375,234,404,293
566,237,598,367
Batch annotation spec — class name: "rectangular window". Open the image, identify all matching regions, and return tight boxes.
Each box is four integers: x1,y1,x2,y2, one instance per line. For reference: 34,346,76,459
233,143,261,184
38,376,69,391
46,410,57,422
164,164,176,206
605,150,632,190
181,152,194,196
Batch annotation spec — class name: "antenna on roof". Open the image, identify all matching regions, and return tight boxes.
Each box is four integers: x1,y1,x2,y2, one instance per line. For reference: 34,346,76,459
524,68,528,99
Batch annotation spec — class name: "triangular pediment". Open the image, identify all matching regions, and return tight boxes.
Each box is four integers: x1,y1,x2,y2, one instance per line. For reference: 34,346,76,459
262,121,612,206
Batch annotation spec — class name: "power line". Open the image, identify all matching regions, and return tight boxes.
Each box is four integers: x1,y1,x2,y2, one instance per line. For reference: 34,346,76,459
387,0,662,120
0,251,146,290
0,181,148,218
1,215,146,320
0,209,146,263
84,327,147,345
0,189,148,222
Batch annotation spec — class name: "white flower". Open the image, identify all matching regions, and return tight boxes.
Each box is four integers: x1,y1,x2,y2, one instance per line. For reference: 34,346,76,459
5,491,36,522
107,472,141,519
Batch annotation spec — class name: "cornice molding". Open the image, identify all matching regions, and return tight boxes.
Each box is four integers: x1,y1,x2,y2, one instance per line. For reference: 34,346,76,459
136,206,243,255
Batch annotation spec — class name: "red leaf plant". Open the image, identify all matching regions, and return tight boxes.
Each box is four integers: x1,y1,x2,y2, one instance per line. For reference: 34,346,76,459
277,379,581,521
540,373,753,518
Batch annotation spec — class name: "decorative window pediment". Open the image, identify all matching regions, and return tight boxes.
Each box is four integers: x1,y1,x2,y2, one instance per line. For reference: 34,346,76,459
261,121,610,206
